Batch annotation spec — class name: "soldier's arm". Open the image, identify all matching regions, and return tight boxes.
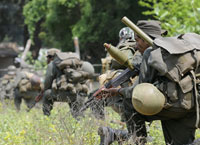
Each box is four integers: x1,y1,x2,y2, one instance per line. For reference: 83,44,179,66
118,78,139,98
44,62,56,90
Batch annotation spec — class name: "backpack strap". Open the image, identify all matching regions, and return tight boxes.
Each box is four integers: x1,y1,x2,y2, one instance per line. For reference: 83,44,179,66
190,50,200,128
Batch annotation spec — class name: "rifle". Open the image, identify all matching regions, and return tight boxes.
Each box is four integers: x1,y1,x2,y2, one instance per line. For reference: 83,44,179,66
79,67,139,113
29,90,44,109
79,43,139,113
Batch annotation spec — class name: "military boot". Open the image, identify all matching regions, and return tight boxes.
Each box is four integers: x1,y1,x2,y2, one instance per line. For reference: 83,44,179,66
98,127,115,145
98,126,129,145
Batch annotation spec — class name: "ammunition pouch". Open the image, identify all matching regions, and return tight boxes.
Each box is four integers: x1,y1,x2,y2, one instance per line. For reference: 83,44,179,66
157,76,194,110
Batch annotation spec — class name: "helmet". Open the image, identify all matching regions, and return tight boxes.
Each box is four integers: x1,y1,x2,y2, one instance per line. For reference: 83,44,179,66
132,83,165,115
8,65,16,71
7,65,16,75
81,61,95,74
47,48,61,57
119,27,135,41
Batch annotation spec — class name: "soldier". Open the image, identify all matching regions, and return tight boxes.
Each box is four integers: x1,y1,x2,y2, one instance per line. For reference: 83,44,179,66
14,70,43,111
0,65,17,100
97,20,200,145
46,48,61,64
92,27,142,120
41,51,95,118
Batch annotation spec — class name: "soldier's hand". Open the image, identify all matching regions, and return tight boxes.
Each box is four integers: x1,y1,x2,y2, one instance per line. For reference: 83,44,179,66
99,88,119,98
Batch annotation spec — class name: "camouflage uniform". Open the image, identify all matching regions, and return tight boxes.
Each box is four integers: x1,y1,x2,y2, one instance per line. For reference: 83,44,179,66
14,70,42,111
0,65,17,100
43,52,94,118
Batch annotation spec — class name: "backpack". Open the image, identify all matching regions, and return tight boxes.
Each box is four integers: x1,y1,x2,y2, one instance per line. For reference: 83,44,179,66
54,52,82,70
52,52,90,94
149,33,200,111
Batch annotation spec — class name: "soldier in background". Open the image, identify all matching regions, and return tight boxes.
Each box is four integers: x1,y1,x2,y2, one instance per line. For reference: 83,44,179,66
14,69,43,111
41,51,95,118
91,27,142,120
0,65,17,100
46,48,61,64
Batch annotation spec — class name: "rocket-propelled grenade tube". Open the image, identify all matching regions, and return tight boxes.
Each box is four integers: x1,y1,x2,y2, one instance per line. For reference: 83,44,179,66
104,43,134,70
121,16,153,46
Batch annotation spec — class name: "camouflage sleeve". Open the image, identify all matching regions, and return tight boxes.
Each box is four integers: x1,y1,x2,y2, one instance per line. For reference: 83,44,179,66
44,62,56,90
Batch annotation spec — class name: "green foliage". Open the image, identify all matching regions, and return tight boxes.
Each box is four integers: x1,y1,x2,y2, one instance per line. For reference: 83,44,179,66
23,0,147,62
139,0,200,36
18,50,47,73
23,0,85,51
23,0,47,41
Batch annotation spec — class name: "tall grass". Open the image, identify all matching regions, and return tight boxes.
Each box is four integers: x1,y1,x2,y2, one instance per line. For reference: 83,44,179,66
0,100,199,145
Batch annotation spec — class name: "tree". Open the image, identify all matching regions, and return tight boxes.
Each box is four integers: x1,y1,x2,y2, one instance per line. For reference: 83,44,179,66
0,0,29,45
23,0,148,61
139,0,200,36
72,0,148,63
23,0,85,59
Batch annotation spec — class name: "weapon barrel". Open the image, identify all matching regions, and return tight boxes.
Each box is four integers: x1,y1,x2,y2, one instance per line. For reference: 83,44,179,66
121,16,153,46
104,43,134,70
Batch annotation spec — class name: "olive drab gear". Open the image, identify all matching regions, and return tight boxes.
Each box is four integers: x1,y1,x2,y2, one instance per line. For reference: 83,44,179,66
149,33,200,108
18,72,42,93
148,33,200,127
101,55,112,73
132,83,165,115
0,66,16,99
111,40,136,70
52,52,91,94
99,70,123,87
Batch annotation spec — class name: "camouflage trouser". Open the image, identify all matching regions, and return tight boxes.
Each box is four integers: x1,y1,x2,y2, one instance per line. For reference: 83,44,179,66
14,88,39,111
43,89,86,118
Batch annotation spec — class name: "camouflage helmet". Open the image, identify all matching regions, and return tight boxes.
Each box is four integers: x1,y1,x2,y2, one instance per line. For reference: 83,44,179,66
132,83,165,115
119,27,135,41
47,48,61,57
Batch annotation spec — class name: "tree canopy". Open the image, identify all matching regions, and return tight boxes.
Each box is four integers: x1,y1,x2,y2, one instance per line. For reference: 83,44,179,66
139,0,200,36
23,0,147,62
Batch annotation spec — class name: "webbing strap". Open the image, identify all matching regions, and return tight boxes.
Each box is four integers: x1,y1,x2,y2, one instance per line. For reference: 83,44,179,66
191,70,199,128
